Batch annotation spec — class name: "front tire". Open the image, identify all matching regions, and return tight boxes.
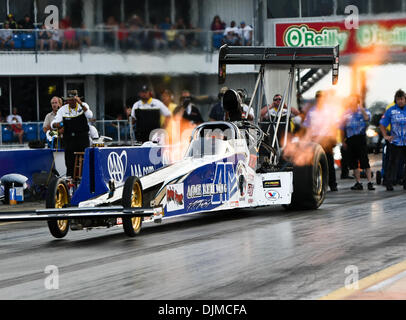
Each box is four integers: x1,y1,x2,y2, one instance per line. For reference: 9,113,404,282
287,143,328,210
46,178,70,238
122,176,143,237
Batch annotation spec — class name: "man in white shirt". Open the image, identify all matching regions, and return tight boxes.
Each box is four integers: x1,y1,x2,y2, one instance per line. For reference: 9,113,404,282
51,90,93,178
7,108,24,144
223,21,240,45
238,21,253,46
131,85,171,143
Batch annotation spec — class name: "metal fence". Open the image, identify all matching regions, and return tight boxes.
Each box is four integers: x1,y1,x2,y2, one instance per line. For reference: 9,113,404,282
0,27,253,54
0,120,134,146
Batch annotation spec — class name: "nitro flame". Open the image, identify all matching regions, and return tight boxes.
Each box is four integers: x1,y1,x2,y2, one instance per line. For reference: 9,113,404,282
285,45,389,166
163,112,197,163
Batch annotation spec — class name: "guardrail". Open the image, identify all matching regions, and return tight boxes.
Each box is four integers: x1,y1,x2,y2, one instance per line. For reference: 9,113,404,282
0,27,253,54
0,120,134,146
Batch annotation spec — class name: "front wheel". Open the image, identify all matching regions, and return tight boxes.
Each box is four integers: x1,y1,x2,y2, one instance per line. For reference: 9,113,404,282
286,143,328,210
122,176,143,237
46,178,70,238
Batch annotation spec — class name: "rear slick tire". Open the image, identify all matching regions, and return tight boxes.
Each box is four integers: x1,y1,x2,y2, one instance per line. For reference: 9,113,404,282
287,143,329,210
122,176,143,237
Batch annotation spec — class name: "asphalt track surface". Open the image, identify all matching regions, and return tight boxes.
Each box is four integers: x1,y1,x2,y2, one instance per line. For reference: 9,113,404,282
0,156,405,300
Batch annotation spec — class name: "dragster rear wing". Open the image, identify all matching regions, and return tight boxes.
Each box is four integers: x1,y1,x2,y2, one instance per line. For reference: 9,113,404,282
218,45,339,85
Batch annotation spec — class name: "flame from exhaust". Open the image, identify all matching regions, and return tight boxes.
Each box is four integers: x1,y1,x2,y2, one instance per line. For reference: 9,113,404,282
284,45,390,166
163,112,197,163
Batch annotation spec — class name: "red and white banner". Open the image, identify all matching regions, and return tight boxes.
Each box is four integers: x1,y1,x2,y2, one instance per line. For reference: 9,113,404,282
275,18,406,55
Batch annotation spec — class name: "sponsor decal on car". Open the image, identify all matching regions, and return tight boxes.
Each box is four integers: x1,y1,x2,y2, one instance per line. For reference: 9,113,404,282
167,183,184,212
247,184,254,197
265,190,280,201
263,180,281,188
107,151,127,183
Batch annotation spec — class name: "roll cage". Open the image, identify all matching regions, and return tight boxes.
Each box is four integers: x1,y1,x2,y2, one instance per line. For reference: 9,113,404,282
218,45,339,165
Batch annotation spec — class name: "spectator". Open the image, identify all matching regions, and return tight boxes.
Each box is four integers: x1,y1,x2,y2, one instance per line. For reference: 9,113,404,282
209,87,229,121
152,24,167,50
105,16,119,49
128,23,144,50
303,91,338,191
76,23,91,49
159,17,172,31
211,15,226,32
260,94,300,121
341,95,374,190
117,22,129,50
49,22,64,50
379,89,406,191
62,22,76,50
161,89,178,114
5,13,18,30
238,21,253,46
38,24,52,50
7,108,24,144
131,85,171,143
166,24,179,49
211,15,226,49
177,90,204,125
0,22,14,49
19,14,34,30
223,21,240,46
43,96,63,133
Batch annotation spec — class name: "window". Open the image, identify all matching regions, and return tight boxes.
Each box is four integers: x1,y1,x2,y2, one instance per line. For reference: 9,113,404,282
8,0,34,23
124,0,146,23
301,0,334,17
11,77,37,122
336,0,369,15
0,77,10,118
267,0,300,18
148,0,171,25
105,76,125,120
372,0,402,13
66,0,83,28
38,77,64,121
103,0,121,23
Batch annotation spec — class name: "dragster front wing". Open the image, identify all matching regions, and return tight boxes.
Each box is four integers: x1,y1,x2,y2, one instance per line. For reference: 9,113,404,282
0,206,155,222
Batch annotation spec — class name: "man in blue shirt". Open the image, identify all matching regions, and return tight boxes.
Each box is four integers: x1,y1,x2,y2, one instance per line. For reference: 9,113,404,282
342,95,374,190
379,89,406,191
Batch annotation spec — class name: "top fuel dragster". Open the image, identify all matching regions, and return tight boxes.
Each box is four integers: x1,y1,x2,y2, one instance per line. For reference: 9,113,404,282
0,45,339,238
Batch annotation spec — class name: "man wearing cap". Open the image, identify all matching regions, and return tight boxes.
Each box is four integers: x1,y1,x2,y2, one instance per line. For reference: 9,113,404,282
238,21,253,46
51,90,93,178
131,85,171,143
209,87,228,121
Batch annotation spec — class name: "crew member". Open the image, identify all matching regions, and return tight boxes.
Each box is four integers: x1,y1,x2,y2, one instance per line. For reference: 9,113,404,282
379,89,406,191
131,85,171,143
51,90,93,178
341,95,374,191
303,90,338,192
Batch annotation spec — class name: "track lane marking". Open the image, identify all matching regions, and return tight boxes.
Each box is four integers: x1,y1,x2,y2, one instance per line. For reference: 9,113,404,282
320,260,406,300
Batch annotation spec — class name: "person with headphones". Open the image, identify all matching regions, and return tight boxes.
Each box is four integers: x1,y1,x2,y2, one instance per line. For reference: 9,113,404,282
51,90,93,178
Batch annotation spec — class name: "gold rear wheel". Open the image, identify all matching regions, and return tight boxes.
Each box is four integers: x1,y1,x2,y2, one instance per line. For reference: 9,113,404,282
122,176,143,237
